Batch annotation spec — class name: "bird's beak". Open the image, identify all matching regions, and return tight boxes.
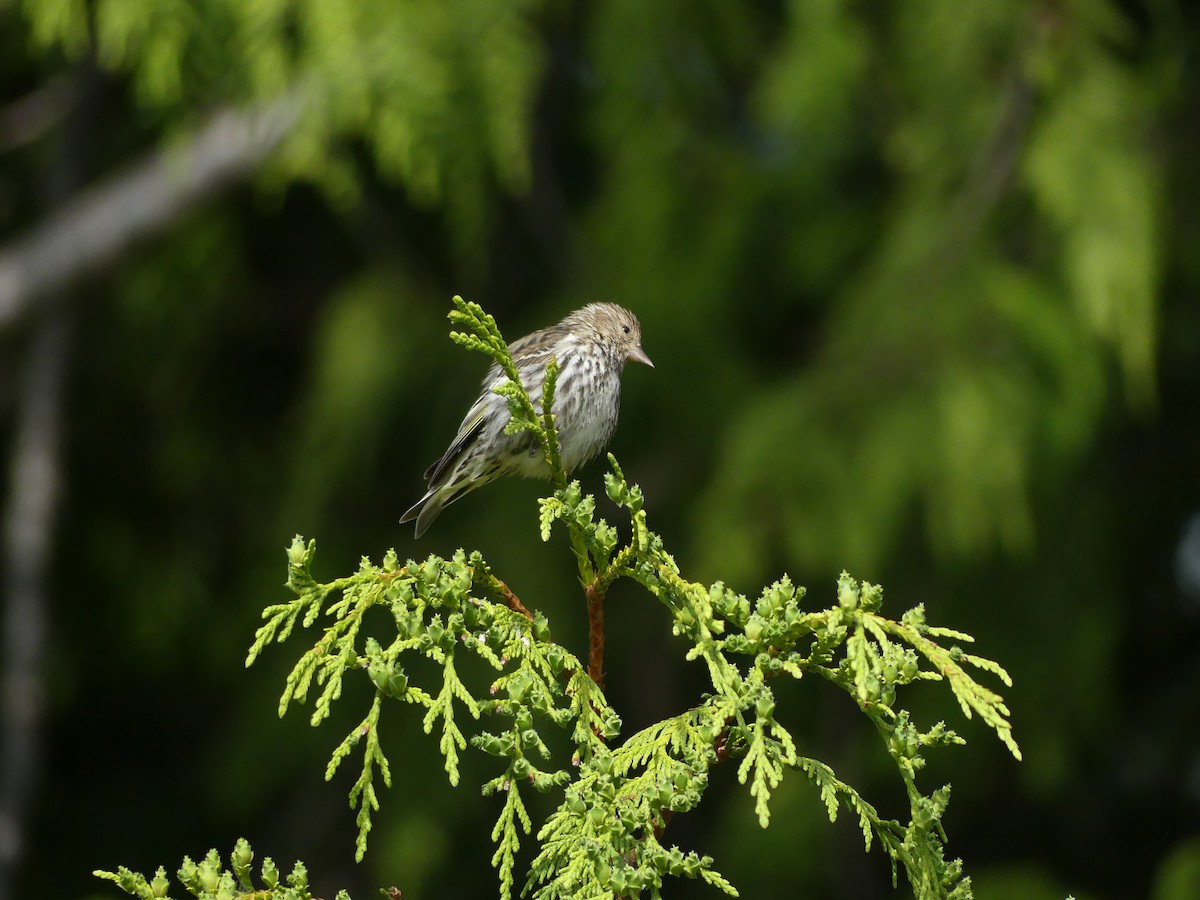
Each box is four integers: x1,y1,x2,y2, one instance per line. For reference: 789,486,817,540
628,345,654,368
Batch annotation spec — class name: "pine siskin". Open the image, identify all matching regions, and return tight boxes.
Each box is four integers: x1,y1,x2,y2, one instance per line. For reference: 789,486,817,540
402,302,653,537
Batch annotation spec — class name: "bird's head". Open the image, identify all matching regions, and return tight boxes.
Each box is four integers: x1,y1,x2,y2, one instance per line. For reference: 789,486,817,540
578,302,654,369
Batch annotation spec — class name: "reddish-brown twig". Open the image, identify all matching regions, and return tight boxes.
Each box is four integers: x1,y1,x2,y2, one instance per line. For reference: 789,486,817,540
496,576,534,622
585,577,605,691
472,568,536,623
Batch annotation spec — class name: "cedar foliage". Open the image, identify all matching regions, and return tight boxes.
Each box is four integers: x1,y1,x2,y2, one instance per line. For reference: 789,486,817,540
97,299,1020,899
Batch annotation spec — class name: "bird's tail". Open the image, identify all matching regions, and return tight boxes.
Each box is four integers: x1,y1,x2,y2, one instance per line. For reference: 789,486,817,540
400,490,445,539
402,471,499,537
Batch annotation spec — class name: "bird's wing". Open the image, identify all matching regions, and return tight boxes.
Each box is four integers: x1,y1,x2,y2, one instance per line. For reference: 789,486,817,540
504,326,556,361
422,326,567,486
505,326,567,372
423,400,490,485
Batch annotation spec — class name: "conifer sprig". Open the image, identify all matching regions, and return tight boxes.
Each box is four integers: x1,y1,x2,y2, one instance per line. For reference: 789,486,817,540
99,298,1020,900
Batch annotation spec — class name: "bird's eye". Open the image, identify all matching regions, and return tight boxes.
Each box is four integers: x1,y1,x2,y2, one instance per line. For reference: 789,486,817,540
622,325,631,334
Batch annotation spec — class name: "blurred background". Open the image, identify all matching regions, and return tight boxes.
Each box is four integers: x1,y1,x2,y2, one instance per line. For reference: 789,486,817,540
2,1,1199,898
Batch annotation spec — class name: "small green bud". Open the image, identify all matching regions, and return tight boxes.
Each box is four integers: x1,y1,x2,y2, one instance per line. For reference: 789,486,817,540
860,583,883,612
177,857,198,887
198,862,220,894
838,574,859,610
604,474,627,505
261,857,279,888
368,661,390,692
473,734,504,755
913,797,935,828
755,694,775,720
722,635,751,654
941,857,964,886
609,867,627,893
667,848,686,876
509,679,528,704
288,861,309,889
150,870,170,898
232,838,252,877
111,870,140,892
860,675,880,703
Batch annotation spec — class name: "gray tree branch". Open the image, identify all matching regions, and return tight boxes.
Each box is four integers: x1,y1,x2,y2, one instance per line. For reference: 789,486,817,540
0,314,70,898
0,75,77,153
0,94,302,331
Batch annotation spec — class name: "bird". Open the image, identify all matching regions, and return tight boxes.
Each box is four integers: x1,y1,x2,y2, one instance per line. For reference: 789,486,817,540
401,302,653,537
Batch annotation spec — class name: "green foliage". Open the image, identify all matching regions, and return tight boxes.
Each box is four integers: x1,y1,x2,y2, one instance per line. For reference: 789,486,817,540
246,533,583,868
567,0,1165,579
8,0,1187,895
13,0,1167,574
17,0,544,252
95,298,1020,899
94,299,1019,900
94,838,351,900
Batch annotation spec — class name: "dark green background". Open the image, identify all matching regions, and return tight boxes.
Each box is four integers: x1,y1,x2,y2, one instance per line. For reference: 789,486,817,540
2,1,1199,898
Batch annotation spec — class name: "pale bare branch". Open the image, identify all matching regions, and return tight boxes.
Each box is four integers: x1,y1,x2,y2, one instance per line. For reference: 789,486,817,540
0,313,70,892
0,94,302,330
